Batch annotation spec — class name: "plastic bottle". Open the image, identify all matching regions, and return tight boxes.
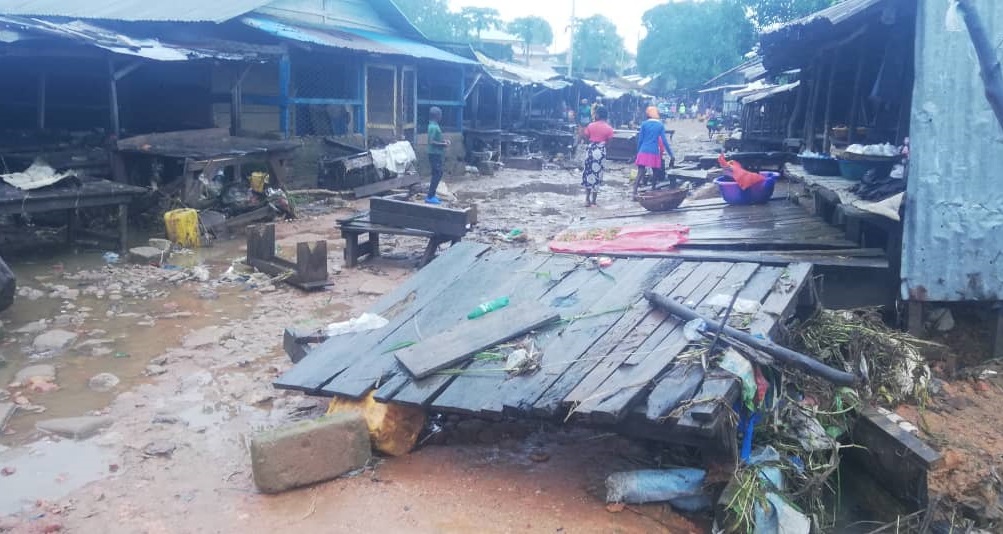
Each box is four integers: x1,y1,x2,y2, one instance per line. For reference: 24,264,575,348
467,296,509,319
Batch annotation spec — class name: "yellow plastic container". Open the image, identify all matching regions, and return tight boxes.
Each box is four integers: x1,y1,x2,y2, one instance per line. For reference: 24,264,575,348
163,208,200,249
249,172,269,193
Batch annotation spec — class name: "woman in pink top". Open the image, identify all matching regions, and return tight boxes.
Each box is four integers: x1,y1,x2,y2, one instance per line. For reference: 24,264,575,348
580,106,615,207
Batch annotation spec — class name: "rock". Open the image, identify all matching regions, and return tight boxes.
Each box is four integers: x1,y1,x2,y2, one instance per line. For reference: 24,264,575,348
150,355,169,366
16,287,44,301
36,416,113,439
147,238,173,252
88,373,120,392
0,402,15,433
91,347,113,357
197,288,219,300
32,329,78,352
144,365,167,376
129,246,170,266
0,353,6,368
182,326,229,349
14,364,56,384
142,441,176,457
15,320,49,334
249,413,371,494
152,414,181,425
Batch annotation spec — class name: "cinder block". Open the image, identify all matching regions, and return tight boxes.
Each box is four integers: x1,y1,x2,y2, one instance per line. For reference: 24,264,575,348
250,412,371,494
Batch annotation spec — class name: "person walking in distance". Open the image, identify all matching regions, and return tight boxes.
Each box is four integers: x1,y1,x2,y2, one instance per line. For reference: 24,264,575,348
426,106,450,204
633,106,675,200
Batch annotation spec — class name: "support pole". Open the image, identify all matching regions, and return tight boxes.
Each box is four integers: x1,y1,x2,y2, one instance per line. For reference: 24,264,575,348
37,72,46,130
822,50,839,153
108,58,120,137
278,55,291,138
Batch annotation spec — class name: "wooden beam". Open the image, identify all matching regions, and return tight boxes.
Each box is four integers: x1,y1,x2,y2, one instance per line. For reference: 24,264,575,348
107,58,120,137
37,72,46,130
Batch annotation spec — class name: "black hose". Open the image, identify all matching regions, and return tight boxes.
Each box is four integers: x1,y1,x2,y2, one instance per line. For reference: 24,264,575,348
644,291,860,386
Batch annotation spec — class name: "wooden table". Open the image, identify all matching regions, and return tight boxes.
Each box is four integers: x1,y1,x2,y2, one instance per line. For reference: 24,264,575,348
338,215,460,268
114,128,300,209
0,178,148,252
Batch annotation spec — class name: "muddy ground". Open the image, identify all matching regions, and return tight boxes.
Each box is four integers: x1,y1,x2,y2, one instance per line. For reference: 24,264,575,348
0,119,995,533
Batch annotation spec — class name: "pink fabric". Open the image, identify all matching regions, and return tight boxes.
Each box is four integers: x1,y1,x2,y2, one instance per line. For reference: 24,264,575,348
584,121,615,143
635,152,663,168
548,224,690,255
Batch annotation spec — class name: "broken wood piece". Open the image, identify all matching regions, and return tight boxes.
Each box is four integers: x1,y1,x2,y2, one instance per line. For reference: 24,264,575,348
645,363,705,420
283,327,329,363
246,223,330,291
687,374,740,423
394,304,561,379
643,290,860,386
369,197,474,238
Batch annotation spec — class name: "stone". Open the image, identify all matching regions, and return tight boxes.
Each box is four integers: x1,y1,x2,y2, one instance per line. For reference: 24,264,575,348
144,365,167,376
129,246,170,266
197,288,220,300
147,238,173,252
152,414,181,425
143,441,176,457
32,330,78,352
88,373,120,392
14,364,56,384
249,413,371,494
0,402,15,433
16,320,49,334
150,355,169,366
36,416,113,439
0,353,6,368
182,326,229,349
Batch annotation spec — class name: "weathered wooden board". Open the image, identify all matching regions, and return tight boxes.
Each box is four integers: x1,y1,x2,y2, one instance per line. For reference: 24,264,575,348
644,363,705,421
369,197,473,238
395,304,561,379
273,242,490,392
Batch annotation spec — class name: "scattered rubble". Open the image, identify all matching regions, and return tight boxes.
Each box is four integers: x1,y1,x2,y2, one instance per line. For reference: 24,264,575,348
36,416,113,440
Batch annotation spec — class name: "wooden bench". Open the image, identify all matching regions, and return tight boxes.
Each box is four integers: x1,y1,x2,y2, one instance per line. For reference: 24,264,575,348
339,198,475,269
246,223,329,290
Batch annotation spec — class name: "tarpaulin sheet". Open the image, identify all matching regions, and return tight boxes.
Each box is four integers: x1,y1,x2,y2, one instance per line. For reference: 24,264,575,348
548,224,690,255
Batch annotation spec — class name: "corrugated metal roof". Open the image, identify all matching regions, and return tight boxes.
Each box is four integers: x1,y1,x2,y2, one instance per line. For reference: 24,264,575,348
0,15,280,60
242,15,474,64
474,50,568,89
902,0,1003,302
0,0,273,22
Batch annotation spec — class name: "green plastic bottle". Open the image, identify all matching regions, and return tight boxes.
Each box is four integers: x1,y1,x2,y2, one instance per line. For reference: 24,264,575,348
467,296,510,319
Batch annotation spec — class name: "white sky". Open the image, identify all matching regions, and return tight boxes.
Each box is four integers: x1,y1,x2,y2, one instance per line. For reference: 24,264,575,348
447,0,665,53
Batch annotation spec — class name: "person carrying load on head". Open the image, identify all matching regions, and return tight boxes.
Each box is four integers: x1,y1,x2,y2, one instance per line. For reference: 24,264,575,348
633,106,675,200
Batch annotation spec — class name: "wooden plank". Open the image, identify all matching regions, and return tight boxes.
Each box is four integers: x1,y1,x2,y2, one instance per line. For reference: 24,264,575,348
321,248,533,399
478,258,661,417
579,262,757,423
503,258,676,417
560,261,697,407
686,374,741,423
745,262,813,338
353,174,422,198
395,304,561,379
272,242,490,392
369,197,472,238
426,256,608,414
582,249,888,269
644,363,705,420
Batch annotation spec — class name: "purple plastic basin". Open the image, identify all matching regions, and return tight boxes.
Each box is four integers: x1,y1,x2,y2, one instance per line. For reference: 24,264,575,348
713,172,777,205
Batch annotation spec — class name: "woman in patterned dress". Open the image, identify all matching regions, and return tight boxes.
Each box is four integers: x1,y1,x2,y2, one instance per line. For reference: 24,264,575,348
580,106,615,207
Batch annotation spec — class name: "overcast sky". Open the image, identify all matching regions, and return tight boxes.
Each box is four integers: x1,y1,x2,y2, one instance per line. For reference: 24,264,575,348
447,0,665,53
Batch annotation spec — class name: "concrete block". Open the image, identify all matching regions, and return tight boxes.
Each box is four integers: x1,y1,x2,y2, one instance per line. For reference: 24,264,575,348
249,412,371,494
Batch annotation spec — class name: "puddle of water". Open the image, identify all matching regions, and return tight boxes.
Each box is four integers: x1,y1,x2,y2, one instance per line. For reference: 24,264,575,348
0,240,257,446
0,438,113,515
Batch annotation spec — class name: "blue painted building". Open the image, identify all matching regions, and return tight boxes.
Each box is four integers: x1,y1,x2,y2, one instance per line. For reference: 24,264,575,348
0,0,475,144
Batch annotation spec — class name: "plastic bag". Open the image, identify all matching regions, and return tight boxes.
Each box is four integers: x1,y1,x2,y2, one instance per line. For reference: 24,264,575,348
605,468,711,511
326,313,389,336
718,154,765,190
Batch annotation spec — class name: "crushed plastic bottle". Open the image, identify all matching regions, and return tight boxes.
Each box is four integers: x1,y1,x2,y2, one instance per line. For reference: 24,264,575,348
467,296,510,319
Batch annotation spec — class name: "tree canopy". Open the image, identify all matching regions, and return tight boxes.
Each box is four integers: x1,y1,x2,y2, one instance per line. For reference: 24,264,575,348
460,7,503,39
507,16,554,65
637,0,755,89
572,15,628,76
741,0,842,29
392,0,466,41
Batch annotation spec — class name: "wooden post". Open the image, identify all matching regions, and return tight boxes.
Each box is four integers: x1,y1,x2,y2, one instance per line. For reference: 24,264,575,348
822,50,839,153
848,51,866,144
108,58,120,137
496,84,504,129
37,72,46,130
118,203,129,253
787,78,806,139
230,64,252,136
279,55,291,138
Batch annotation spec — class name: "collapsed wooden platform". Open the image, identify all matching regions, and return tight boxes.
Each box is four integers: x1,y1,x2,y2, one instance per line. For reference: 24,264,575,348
275,243,815,452
577,185,890,269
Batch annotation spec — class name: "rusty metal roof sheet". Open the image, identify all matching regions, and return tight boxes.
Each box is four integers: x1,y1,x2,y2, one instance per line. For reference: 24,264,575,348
902,0,1003,303
0,0,273,22
0,16,282,60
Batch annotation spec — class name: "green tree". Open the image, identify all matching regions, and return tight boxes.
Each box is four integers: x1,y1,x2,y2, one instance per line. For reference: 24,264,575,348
572,15,628,76
743,0,843,29
507,16,554,65
637,0,756,89
460,7,502,40
393,0,467,41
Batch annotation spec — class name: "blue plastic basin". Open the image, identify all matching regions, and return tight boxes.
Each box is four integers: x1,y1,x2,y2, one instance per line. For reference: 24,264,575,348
713,173,777,205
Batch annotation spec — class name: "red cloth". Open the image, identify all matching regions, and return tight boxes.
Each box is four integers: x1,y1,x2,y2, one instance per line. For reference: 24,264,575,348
548,224,690,255
718,154,765,190
584,121,615,143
